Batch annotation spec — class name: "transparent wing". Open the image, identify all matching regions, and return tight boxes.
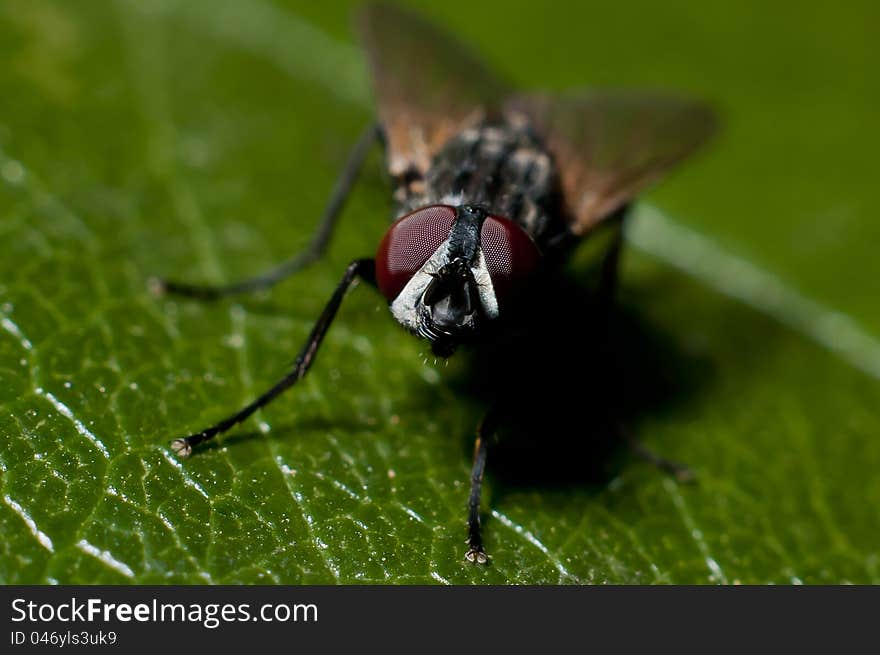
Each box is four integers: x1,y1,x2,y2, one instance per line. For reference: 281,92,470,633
506,91,718,234
356,3,508,178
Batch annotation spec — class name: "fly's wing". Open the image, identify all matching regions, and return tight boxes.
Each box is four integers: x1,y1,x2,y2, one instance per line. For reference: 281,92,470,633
506,91,718,235
356,3,508,179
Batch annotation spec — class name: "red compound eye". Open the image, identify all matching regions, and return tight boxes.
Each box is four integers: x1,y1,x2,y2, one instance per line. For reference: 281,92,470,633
376,205,456,301
480,215,541,304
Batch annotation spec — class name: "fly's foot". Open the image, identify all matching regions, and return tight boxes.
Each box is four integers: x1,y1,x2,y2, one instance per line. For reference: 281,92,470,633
465,544,489,565
651,453,696,483
670,461,697,484
147,276,168,298
170,437,193,459
622,426,697,484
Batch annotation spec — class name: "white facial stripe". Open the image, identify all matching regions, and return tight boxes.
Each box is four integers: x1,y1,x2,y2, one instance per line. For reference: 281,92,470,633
472,249,499,318
389,240,499,333
390,241,450,332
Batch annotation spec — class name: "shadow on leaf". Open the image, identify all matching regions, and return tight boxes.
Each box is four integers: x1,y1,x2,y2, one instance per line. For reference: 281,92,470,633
449,264,716,502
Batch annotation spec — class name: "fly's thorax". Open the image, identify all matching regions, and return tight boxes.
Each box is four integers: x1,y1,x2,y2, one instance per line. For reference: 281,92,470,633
375,204,541,355
392,121,568,252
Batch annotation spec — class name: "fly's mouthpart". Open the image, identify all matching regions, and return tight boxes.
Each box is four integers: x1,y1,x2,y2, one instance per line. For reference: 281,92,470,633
416,313,455,343
416,320,441,342
416,314,460,358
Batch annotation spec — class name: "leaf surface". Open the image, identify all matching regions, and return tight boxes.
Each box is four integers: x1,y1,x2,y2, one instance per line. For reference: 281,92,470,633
1,0,878,584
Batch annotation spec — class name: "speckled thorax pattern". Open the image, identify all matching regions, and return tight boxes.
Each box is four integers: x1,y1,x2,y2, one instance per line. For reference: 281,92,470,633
392,122,569,251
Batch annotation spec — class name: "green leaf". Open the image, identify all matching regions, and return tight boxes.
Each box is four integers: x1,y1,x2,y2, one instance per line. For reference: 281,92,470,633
1,0,878,584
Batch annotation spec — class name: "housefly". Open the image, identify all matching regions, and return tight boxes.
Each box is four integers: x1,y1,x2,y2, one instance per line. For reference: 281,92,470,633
156,3,717,564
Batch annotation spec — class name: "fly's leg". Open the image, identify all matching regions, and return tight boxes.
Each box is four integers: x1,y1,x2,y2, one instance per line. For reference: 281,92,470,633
153,123,381,300
597,208,695,483
170,258,375,457
465,407,500,564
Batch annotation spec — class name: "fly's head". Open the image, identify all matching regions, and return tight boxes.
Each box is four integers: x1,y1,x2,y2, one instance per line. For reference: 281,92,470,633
375,204,541,357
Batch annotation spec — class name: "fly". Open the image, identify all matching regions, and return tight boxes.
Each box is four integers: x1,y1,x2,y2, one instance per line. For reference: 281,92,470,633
155,3,717,564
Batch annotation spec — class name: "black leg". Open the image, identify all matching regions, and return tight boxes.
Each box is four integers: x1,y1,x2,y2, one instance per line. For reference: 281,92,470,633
154,123,381,300
595,209,695,483
465,407,499,564
170,258,375,457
